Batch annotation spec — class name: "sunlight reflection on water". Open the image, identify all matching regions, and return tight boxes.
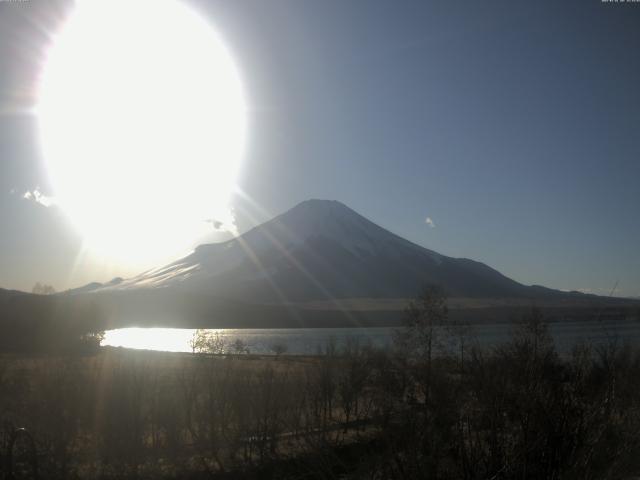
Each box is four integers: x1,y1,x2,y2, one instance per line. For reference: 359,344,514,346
102,328,203,352
101,327,395,354
101,320,640,355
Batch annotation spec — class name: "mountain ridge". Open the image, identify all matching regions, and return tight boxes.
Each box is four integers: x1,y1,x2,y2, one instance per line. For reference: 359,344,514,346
86,199,569,302
5,199,637,329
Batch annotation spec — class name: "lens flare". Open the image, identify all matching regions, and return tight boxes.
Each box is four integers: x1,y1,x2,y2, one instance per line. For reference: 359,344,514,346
37,0,246,266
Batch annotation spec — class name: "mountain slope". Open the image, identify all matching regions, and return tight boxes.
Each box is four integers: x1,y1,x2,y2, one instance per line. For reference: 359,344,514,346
99,199,552,302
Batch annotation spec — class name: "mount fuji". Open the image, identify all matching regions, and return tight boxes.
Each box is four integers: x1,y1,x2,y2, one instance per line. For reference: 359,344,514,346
42,199,638,327
90,199,558,302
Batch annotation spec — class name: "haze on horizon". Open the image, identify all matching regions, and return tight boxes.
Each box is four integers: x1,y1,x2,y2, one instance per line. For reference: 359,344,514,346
0,0,639,298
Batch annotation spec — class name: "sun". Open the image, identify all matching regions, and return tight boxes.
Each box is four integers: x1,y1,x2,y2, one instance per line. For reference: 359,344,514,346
37,0,246,266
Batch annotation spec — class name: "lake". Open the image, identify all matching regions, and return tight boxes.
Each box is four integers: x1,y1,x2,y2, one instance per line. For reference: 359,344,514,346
102,319,640,355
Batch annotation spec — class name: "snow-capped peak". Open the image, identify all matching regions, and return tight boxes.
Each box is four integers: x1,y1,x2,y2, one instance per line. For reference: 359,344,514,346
99,199,443,290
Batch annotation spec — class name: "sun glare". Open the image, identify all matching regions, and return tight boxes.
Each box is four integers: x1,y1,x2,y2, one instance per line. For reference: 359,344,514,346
37,0,246,265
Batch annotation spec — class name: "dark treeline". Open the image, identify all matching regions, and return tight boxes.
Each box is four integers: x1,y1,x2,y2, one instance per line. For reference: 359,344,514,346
0,291,104,353
2,289,640,479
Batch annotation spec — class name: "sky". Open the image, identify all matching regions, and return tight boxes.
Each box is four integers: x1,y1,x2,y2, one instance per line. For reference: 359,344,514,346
1,0,639,297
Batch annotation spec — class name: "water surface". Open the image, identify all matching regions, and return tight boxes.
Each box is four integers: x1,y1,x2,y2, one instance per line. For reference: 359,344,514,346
102,319,640,355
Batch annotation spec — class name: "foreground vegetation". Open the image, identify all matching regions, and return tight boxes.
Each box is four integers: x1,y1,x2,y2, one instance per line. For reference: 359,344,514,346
2,291,640,479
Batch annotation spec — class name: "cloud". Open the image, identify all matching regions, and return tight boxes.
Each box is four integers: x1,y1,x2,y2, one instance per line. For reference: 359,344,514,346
204,210,238,236
23,188,54,208
207,219,224,230
425,217,435,228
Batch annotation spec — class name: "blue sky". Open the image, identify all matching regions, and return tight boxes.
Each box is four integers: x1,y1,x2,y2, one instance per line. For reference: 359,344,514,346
1,0,639,296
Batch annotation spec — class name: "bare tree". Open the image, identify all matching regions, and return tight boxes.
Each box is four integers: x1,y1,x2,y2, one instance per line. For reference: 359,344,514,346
270,343,287,357
32,282,56,295
445,318,473,372
232,338,250,355
189,330,226,355
395,285,448,375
